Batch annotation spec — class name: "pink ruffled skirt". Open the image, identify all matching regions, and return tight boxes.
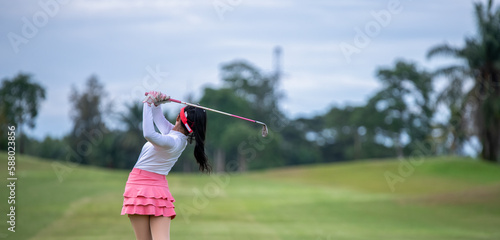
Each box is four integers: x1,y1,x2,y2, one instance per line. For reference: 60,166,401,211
121,168,176,219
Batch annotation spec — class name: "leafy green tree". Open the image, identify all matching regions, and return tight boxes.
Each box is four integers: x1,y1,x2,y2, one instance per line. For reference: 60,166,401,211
427,0,500,162
297,105,392,162
290,114,339,163
200,87,254,172
220,60,284,123
199,59,293,171
324,106,376,160
200,87,254,145
303,61,434,162
0,73,46,153
68,76,109,165
219,122,257,171
362,60,434,158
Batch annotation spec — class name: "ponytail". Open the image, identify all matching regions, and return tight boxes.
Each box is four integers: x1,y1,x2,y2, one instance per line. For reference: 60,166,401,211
181,106,212,173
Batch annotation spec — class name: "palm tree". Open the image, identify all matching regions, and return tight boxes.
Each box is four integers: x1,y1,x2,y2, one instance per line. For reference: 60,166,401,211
427,0,500,162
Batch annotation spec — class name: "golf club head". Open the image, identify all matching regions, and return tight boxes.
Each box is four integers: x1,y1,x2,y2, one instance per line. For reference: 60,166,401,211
261,124,268,137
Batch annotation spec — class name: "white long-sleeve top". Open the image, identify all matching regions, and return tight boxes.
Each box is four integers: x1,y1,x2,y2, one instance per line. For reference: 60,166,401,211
133,103,188,175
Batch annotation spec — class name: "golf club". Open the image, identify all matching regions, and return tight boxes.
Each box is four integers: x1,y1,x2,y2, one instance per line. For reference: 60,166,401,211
168,98,268,137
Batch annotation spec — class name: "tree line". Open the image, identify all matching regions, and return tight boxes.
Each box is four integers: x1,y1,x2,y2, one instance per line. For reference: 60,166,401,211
1,0,499,171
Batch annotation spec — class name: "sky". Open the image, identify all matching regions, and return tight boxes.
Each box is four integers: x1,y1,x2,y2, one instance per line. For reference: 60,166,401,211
0,0,481,139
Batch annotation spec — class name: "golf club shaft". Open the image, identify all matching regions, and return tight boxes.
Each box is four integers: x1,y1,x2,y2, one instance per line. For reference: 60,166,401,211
169,98,265,126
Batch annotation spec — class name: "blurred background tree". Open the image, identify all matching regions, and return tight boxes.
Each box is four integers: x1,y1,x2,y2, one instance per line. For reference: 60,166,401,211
427,0,500,162
0,73,46,153
113,102,146,169
201,57,290,172
67,75,109,166
362,60,434,158
200,87,254,172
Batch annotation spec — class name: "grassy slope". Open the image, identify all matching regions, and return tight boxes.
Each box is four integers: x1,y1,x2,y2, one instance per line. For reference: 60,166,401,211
0,153,499,240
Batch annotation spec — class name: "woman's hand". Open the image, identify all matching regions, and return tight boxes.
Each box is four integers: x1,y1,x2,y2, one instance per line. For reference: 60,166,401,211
143,91,170,106
156,92,171,105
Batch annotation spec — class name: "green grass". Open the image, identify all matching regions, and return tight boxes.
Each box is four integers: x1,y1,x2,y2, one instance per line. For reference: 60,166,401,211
1,153,500,239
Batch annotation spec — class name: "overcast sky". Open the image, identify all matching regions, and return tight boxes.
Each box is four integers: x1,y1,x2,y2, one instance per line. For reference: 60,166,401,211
0,0,482,139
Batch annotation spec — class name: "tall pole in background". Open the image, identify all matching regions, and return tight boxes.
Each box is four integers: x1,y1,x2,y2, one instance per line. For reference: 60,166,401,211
273,46,282,82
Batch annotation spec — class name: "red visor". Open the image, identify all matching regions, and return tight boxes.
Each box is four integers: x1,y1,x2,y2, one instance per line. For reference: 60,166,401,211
180,107,193,133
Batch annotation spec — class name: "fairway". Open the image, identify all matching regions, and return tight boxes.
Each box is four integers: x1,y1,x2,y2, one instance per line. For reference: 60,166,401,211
1,153,500,240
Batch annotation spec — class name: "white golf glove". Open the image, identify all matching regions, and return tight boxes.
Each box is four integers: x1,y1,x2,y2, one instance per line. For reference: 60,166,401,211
143,91,170,106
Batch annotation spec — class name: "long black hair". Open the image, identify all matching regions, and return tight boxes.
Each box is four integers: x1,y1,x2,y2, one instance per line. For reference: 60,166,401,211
180,105,212,173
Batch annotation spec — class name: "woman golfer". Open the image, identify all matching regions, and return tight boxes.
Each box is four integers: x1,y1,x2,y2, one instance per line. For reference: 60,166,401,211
121,91,211,240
